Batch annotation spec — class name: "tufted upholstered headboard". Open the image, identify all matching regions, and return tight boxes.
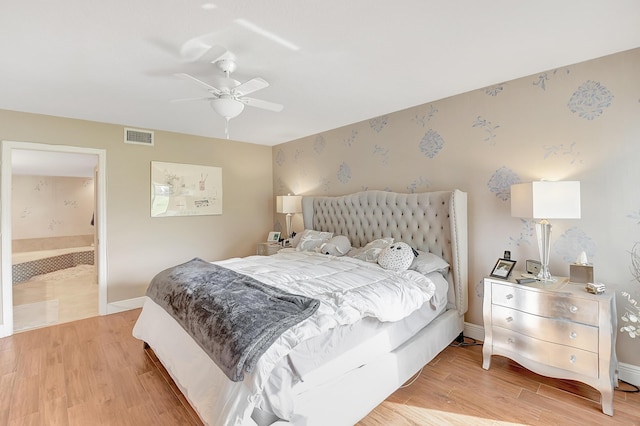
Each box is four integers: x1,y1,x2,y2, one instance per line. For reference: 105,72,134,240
302,190,468,315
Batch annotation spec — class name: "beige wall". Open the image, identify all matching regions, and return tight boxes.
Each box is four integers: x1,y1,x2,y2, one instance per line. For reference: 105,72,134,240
12,175,94,241
0,110,274,307
273,48,640,367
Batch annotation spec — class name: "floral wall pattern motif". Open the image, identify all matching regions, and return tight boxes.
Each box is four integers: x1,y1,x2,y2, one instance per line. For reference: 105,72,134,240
567,80,614,120
273,48,640,367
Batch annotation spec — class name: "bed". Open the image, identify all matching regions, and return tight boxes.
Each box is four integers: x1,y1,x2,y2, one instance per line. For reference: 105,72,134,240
133,189,468,425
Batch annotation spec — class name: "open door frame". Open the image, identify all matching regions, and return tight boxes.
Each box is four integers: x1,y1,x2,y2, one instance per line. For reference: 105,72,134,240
0,141,107,337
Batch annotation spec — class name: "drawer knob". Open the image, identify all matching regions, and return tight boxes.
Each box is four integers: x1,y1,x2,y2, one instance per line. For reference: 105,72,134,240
506,316,513,323
506,294,514,300
570,331,578,339
507,337,515,344
570,305,578,314
569,355,577,363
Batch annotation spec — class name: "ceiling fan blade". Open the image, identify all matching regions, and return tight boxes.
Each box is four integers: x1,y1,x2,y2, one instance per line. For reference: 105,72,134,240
175,73,222,95
170,96,216,103
234,77,269,96
238,96,283,112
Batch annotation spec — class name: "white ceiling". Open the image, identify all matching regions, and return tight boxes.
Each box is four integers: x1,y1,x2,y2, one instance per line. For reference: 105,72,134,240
1,0,639,147
12,150,97,178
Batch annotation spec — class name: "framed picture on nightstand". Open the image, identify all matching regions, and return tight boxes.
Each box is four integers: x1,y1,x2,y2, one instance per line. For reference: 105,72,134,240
490,258,516,279
267,231,281,243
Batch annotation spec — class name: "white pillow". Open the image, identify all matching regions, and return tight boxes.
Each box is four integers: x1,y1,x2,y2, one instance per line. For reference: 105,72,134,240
296,229,334,252
410,250,450,275
348,237,394,262
378,242,415,272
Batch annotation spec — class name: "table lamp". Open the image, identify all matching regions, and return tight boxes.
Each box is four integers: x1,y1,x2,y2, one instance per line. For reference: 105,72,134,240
276,194,302,239
511,181,581,281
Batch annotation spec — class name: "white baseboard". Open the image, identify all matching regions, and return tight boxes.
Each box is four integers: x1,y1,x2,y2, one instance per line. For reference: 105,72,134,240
619,362,640,387
463,321,485,342
106,296,146,314
463,322,640,387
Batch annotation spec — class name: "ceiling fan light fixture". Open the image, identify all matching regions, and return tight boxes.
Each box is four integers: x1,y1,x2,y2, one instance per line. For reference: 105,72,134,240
210,96,245,119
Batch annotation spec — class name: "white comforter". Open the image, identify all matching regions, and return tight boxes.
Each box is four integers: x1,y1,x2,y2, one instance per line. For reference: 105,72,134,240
140,250,437,425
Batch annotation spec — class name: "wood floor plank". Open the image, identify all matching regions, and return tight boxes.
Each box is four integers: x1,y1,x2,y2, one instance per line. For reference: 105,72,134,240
0,347,19,376
0,372,16,423
8,374,40,421
110,367,152,410
40,396,70,426
40,361,66,401
138,368,187,418
357,401,418,426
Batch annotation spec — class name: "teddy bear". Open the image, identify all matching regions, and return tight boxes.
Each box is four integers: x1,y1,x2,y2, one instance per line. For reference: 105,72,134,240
318,235,352,256
377,241,417,271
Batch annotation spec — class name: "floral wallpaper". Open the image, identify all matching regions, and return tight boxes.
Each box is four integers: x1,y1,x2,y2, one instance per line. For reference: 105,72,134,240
12,175,95,240
272,48,640,367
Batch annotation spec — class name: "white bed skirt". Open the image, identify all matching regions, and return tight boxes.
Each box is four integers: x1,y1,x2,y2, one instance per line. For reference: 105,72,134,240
133,297,463,425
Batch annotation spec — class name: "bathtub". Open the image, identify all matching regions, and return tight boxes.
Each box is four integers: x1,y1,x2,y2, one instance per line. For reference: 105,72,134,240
12,246,95,284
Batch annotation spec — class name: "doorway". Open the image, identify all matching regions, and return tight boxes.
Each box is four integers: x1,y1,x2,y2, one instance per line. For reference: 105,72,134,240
1,141,107,337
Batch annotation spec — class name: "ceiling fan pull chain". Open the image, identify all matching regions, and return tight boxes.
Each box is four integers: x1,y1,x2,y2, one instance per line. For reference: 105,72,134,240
225,118,230,139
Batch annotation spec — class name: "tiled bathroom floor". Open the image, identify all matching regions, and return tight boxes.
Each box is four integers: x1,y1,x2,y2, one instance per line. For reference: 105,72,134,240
12,264,98,332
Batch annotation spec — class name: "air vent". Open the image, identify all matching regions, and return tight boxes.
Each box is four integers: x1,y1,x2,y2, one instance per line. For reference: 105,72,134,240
124,128,154,146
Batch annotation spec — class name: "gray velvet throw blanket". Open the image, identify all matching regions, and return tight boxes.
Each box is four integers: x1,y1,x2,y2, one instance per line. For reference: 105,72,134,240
146,257,320,382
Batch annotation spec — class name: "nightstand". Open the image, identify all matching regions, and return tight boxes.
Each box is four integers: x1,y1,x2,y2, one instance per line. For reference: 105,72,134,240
256,242,281,256
482,275,618,415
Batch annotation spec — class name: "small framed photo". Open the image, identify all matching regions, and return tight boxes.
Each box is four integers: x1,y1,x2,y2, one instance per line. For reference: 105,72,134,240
267,231,281,243
490,258,516,279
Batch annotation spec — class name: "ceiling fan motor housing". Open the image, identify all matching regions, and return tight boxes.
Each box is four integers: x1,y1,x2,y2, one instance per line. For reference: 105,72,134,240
216,59,237,76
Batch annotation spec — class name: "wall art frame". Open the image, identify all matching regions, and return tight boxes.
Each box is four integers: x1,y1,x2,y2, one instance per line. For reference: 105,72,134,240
151,161,222,217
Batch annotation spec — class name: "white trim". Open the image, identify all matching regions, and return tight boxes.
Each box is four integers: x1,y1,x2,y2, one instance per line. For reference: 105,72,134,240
463,321,485,342
107,296,146,314
0,144,13,337
0,141,107,338
463,322,640,387
619,362,640,387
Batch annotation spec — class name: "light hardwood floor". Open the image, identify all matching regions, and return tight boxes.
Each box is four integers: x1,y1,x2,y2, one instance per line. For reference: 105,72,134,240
0,309,638,425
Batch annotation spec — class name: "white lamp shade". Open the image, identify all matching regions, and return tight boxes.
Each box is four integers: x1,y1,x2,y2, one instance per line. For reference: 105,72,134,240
276,195,302,214
511,181,581,219
210,97,245,119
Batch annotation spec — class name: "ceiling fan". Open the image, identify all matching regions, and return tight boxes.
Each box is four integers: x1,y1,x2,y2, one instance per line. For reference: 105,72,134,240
174,58,283,139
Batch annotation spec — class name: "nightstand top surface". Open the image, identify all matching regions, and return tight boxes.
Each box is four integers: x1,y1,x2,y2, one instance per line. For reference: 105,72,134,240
486,273,612,300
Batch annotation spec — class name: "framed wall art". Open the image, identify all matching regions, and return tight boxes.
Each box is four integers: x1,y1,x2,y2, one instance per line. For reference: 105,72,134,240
151,161,222,217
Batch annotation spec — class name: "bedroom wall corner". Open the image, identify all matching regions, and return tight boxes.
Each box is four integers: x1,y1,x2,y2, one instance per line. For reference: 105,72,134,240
271,47,640,369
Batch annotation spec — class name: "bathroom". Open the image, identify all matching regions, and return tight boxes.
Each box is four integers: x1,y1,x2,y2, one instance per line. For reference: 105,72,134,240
11,151,98,332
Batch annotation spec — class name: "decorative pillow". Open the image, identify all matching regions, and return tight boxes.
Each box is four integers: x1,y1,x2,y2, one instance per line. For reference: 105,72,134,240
348,237,394,262
295,229,334,252
319,235,352,256
410,250,450,275
378,242,416,272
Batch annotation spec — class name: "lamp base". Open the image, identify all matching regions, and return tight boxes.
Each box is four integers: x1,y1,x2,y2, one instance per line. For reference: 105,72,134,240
285,213,293,239
535,219,553,282
536,274,558,283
